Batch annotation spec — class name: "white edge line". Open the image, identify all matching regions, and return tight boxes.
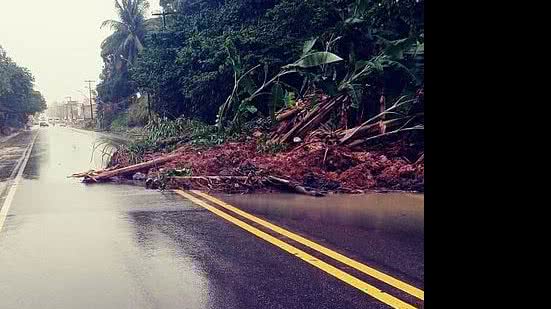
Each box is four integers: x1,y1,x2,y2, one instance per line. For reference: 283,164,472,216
0,142,27,198
0,132,38,233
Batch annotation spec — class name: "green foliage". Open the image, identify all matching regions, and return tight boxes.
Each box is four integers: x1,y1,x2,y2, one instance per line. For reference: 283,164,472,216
164,168,192,177
144,117,228,147
127,96,151,127
97,0,150,127
109,112,129,132
284,92,297,108
119,115,277,163
131,0,354,123
100,0,149,67
115,117,222,162
124,138,156,163
256,135,288,154
270,84,285,118
97,68,136,105
0,45,47,128
285,51,344,69
101,0,423,137
302,38,318,56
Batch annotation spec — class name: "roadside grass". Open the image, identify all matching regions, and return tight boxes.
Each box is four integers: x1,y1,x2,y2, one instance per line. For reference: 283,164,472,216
96,116,282,166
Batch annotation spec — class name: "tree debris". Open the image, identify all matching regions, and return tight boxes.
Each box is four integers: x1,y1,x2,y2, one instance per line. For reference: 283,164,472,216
265,176,325,197
70,91,423,195
71,154,180,183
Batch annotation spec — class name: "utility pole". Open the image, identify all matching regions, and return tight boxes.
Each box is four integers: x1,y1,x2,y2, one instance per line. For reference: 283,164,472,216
85,80,95,120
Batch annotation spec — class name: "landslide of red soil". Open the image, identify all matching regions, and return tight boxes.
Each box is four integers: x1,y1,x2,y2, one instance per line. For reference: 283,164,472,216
114,137,424,193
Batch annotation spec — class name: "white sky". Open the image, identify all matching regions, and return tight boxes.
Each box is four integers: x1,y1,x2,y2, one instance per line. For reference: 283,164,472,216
0,0,160,105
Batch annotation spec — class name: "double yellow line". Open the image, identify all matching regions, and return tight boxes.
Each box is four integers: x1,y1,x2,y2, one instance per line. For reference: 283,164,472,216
175,190,424,309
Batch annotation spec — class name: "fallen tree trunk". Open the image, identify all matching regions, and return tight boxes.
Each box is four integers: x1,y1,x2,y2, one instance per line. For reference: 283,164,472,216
70,170,98,178
74,153,180,183
69,165,120,178
274,95,343,144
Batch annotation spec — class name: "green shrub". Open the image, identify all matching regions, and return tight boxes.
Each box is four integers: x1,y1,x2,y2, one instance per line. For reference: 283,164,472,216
256,136,288,154
127,96,151,127
110,113,129,132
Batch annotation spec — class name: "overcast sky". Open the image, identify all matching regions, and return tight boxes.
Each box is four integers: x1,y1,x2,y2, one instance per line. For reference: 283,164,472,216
0,0,160,105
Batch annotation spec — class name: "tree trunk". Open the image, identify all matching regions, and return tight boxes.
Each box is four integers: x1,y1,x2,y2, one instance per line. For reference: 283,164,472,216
79,153,180,182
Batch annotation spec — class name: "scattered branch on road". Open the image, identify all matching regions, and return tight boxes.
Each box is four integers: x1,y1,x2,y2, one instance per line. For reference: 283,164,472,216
71,154,180,183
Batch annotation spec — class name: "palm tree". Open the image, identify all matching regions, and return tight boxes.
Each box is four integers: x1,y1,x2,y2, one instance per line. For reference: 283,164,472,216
101,0,149,70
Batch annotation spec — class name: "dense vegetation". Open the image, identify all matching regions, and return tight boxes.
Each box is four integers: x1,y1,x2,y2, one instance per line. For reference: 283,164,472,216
0,46,47,131
97,0,423,142
87,0,425,193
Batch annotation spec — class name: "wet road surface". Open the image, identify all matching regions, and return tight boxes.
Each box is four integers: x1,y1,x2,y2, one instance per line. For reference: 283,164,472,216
216,193,424,285
0,127,424,309
0,131,36,199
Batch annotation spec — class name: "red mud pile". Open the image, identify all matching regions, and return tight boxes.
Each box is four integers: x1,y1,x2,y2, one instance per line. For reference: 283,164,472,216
111,138,424,194
100,90,424,194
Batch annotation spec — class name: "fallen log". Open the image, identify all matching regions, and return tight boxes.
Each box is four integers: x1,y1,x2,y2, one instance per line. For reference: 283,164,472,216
74,154,180,183
70,170,97,178
275,96,343,144
68,165,120,178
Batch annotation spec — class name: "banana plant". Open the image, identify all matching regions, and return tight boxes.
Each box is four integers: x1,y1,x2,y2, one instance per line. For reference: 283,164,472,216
217,37,344,130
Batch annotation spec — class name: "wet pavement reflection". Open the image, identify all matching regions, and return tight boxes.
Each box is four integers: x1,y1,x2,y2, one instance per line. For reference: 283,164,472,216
218,193,424,235
1,128,212,308
217,193,424,283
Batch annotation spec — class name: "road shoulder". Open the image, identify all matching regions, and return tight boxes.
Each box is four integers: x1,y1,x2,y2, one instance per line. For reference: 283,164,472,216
0,130,37,210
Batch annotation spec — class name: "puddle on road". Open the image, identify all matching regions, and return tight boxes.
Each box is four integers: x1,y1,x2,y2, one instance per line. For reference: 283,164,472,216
216,193,424,236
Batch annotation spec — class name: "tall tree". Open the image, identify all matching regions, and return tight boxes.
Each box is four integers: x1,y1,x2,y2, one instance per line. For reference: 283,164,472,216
100,0,149,70
1,45,47,128
97,0,150,126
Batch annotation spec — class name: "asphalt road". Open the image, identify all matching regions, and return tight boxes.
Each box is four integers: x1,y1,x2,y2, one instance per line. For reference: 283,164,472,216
0,127,424,309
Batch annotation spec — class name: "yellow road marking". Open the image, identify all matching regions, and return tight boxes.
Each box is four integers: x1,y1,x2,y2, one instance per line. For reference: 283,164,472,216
175,190,417,309
191,190,424,301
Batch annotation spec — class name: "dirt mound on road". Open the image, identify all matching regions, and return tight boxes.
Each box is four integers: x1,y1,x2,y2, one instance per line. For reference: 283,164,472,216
108,138,424,194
